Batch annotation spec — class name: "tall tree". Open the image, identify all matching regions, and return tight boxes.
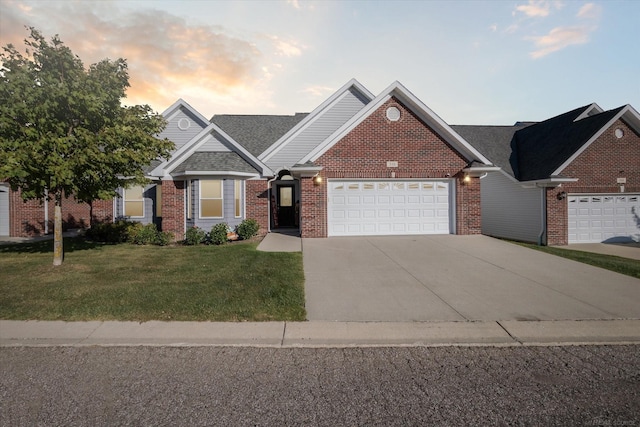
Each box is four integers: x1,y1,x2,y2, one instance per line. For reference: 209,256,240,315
0,27,174,265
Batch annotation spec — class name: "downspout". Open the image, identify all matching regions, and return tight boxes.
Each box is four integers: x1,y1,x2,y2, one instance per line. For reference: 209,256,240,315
44,188,49,234
537,185,546,246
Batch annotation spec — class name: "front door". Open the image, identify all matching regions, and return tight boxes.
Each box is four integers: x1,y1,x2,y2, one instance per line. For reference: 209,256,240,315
278,185,296,227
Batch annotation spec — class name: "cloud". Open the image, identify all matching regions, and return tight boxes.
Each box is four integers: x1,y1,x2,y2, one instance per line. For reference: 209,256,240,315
515,1,551,17
577,3,601,20
300,85,335,98
287,0,301,9
0,1,300,115
268,35,305,57
527,26,591,58
489,24,498,32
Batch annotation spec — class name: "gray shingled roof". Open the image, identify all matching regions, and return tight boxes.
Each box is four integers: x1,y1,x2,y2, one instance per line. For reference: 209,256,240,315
452,124,531,177
211,113,309,157
514,105,624,181
172,152,260,174
454,105,625,181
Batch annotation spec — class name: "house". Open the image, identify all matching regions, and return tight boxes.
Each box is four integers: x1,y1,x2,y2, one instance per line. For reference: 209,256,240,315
109,79,495,239
454,103,640,245
5,79,636,245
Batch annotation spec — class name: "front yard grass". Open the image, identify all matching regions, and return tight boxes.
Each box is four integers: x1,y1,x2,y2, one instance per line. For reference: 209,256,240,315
0,238,306,321
515,242,640,279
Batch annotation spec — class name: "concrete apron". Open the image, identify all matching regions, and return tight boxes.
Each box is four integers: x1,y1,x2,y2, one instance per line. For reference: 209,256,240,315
303,235,640,322
1,320,639,348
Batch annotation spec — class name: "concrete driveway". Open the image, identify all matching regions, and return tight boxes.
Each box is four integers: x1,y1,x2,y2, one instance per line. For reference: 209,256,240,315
302,235,640,322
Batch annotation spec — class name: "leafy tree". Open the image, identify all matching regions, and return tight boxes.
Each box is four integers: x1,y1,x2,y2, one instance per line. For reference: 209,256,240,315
0,27,174,265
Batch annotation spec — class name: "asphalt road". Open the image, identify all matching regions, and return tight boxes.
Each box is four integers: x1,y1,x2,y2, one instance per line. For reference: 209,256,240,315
1,346,638,426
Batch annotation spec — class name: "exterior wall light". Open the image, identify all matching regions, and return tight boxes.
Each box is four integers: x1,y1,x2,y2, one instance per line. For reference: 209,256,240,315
463,174,471,184
557,191,567,200
313,174,322,186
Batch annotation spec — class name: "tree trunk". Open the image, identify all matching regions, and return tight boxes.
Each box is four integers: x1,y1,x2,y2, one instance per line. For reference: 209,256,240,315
53,194,63,266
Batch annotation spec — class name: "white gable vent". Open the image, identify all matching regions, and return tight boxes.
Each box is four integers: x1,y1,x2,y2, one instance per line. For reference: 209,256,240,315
386,106,401,121
178,118,191,131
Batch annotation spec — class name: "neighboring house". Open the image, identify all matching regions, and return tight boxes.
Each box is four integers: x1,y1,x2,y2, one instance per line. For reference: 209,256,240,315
454,103,640,245
110,79,495,240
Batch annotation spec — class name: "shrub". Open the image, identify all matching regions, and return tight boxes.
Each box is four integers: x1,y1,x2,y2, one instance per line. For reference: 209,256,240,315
210,223,229,245
184,226,206,245
236,219,259,240
86,220,136,243
132,223,160,245
156,231,174,246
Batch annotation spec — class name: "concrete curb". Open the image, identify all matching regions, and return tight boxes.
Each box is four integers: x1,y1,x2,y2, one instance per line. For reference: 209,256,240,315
1,319,638,348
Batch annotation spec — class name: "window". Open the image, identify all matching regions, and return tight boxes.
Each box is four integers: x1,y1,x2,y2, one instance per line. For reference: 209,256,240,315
124,185,144,218
363,183,375,190
200,180,223,218
186,180,193,219
235,180,242,218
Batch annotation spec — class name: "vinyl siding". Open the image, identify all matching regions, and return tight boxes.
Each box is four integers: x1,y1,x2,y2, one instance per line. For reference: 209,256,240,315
196,133,232,152
115,184,158,226
192,179,244,230
481,172,544,243
265,88,369,168
158,108,208,153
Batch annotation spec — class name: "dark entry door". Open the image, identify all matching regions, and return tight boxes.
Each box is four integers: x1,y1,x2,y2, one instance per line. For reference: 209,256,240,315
278,185,296,227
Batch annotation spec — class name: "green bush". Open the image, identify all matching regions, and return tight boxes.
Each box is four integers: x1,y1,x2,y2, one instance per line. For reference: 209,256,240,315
131,223,160,245
86,220,137,243
210,223,229,245
156,231,174,246
236,219,260,240
184,226,207,245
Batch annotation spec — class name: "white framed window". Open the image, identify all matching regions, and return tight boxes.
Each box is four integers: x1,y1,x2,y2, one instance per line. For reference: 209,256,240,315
124,185,144,218
234,180,242,218
200,179,223,218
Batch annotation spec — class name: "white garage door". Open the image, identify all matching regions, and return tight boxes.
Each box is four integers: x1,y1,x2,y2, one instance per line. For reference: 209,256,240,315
568,194,640,243
328,180,452,236
0,184,9,236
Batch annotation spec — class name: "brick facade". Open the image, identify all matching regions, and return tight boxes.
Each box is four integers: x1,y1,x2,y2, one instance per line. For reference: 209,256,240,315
545,119,640,245
160,180,185,240
7,187,113,237
245,179,269,236
304,97,477,237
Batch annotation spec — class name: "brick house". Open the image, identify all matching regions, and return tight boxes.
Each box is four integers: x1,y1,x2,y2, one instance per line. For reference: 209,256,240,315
4,80,636,244
455,103,640,245
108,80,493,240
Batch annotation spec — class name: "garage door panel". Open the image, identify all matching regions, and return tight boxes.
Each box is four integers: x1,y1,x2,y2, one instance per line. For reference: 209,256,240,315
329,180,451,236
568,193,640,243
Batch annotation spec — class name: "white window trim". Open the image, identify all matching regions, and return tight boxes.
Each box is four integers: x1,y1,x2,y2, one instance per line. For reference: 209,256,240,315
124,185,145,218
199,179,224,219
234,180,243,218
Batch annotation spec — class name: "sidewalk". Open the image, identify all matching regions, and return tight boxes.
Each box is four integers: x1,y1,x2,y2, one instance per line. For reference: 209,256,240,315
1,319,639,348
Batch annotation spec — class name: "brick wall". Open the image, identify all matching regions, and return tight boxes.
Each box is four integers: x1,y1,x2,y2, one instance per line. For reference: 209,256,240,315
8,187,113,237
246,179,269,236
160,180,185,240
545,119,640,245
300,176,327,238
308,97,474,237
456,173,482,235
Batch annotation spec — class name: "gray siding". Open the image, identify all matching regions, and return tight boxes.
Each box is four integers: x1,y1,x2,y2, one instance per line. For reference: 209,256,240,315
196,133,232,152
115,184,157,226
265,88,369,168
191,179,244,230
481,172,544,243
158,108,208,153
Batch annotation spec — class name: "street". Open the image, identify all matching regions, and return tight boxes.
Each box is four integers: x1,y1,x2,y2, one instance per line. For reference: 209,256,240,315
1,345,638,426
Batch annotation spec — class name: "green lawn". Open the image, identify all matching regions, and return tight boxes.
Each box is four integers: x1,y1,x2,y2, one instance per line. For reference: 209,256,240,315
0,238,306,321
515,242,640,279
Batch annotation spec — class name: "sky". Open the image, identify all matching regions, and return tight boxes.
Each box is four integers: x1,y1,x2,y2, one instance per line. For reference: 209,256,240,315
1,0,638,125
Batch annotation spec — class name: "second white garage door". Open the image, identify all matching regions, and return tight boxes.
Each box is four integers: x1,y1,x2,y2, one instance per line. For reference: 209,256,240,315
328,180,452,236
568,194,640,243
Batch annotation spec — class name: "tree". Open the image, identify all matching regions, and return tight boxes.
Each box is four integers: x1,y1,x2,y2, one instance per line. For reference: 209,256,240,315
0,27,174,265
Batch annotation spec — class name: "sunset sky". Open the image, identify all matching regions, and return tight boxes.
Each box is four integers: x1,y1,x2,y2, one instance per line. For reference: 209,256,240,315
1,0,638,125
